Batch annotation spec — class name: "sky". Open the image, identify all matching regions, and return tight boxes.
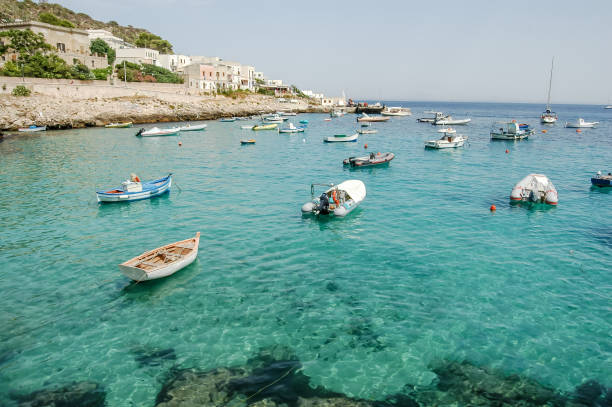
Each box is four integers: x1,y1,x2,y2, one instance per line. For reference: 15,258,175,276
56,0,612,104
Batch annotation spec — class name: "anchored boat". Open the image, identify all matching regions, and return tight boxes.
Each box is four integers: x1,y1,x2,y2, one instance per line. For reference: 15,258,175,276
136,127,180,137
357,128,378,134
179,123,207,131
541,58,558,124
565,118,599,128
96,174,172,203
105,122,133,128
381,107,412,116
425,128,467,149
433,115,471,125
324,133,358,142
279,122,305,133
417,111,442,123
220,118,237,122
240,139,256,144
301,180,366,217
252,123,278,131
490,122,533,140
591,171,612,187
356,113,389,122
18,125,46,132
343,152,394,167
119,232,200,282
510,174,558,205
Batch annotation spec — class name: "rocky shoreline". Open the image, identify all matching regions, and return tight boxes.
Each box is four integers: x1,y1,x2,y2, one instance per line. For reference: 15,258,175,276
10,345,611,406
0,93,328,131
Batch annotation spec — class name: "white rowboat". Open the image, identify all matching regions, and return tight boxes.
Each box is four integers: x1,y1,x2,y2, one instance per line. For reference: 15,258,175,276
324,133,358,142
179,124,207,131
138,127,180,137
119,232,200,281
564,118,599,128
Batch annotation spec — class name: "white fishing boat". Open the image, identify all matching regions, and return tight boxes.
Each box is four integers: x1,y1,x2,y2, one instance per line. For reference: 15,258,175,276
510,174,558,205
136,127,180,137
425,128,468,149
490,122,533,140
324,133,358,142
279,122,305,133
564,118,599,128
356,113,389,122
301,180,366,217
541,58,558,124
179,123,207,131
381,107,412,116
119,232,200,281
433,115,471,125
263,114,284,123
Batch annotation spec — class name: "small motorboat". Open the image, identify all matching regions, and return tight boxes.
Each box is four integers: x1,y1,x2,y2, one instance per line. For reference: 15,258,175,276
280,111,297,116
425,128,467,149
220,117,237,122
490,122,533,140
279,122,305,133
119,232,200,282
330,109,345,117
240,139,256,145
18,125,46,132
96,174,172,203
357,129,378,134
324,133,358,143
356,113,389,122
252,123,278,131
105,122,133,128
510,174,558,205
263,114,284,123
136,127,180,137
241,125,255,129
299,119,309,124
433,115,471,125
301,180,366,217
565,118,599,128
343,152,394,167
381,107,412,116
591,171,612,187
417,111,443,123
179,123,207,131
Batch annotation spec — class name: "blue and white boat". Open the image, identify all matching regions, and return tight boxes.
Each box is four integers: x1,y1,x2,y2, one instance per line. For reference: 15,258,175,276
591,171,612,187
96,174,172,203
18,125,46,132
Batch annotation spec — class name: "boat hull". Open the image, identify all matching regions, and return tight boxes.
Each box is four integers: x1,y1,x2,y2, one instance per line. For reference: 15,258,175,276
324,134,358,142
344,153,394,167
179,124,207,131
18,126,46,132
425,140,465,148
591,177,612,187
96,175,171,203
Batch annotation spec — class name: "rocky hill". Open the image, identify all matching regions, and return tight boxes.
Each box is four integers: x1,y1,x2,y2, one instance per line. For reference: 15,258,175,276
0,0,172,52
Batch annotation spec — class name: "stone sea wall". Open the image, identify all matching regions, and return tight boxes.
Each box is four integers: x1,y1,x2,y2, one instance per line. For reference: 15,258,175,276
0,77,327,130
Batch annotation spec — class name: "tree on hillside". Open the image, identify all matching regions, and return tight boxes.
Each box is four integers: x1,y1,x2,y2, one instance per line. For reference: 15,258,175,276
134,32,173,53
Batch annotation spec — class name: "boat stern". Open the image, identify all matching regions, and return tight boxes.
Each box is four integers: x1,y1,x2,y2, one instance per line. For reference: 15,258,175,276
118,264,148,282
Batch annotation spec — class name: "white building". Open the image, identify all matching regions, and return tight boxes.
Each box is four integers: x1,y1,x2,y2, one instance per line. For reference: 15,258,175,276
158,54,191,72
87,29,133,50
240,65,255,90
190,55,222,64
254,71,265,81
266,79,283,86
115,47,159,66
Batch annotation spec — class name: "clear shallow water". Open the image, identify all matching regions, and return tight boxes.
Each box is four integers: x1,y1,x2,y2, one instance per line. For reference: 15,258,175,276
0,102,610,405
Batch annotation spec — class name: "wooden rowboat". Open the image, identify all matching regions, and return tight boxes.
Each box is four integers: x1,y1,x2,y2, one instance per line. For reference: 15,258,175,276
119,232,200,281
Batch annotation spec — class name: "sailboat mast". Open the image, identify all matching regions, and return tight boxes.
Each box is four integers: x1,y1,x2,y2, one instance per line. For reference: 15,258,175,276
546,57,554,109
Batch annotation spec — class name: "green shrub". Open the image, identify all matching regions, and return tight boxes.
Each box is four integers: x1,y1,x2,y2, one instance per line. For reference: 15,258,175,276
92,67,111,80
12,85,31,96
38,12,75,28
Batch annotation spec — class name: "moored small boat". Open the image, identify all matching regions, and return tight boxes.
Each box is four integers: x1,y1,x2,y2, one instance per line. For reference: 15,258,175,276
301,180,366,217
324,133,358,142
263,114,284,123
433,115,471,125
136,127,180,137
343,152,394,167
240,139,256,144
510,174,557,205
252,123,278,131
18,125,46,132
96,174,172,203
490,122,533,140
417,111,442,123
591,171,612,187
119,232,200,281
299,119,309,124
220,118,237,122
381,107,412,116
425,128,467,149
105,122,133,128
279,122,305,133
565,118,599,128
357,129,378,134
356,113,389,122
179,123,207,131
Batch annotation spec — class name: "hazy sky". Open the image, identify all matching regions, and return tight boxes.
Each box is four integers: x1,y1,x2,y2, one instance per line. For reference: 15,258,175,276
58,0,612,104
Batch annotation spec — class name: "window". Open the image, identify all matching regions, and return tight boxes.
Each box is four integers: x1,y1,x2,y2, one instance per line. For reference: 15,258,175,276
56,43,66,52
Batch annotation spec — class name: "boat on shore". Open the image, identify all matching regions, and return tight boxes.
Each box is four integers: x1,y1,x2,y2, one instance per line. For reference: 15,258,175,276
591,171,612,187
381,107,412,116
490,122,533,140
279,122,305,133
105,122,133,128
18,125,46,132
425,128,467,149
324,133,358,143
301,180,366,217
240,139,256,144
357,113,389,123
252,123,278,131
119,232,200,282
343,152,394,167
565,118,599,128
96,173,172,203
541,58,558,124
510,174,558,205
179,124,207,131
136,127,180,137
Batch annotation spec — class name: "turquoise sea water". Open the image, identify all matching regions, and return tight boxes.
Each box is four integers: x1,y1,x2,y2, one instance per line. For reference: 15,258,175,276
0,102,610,405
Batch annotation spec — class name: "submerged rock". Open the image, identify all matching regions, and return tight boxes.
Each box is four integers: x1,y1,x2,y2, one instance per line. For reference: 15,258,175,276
12,381,105,407
571,380,610,406
131,345,177,367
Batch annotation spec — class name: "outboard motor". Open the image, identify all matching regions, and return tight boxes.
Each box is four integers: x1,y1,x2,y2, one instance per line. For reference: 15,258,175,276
318,193,330,215
135,128,145,137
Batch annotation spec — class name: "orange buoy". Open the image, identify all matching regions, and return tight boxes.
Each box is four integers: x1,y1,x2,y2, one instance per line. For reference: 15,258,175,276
576,129,581,133
505,149,509,154
178,141,182,146
541,129,547,133
490,205,496,211
364,143,368,149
